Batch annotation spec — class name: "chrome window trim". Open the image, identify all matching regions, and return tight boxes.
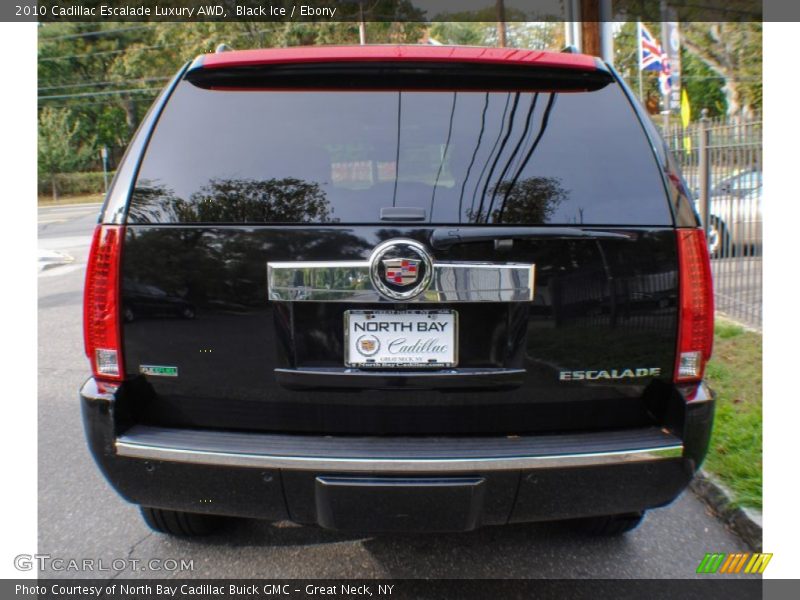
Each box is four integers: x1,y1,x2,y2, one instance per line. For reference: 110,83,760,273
115,440,683,473
267,261,535,303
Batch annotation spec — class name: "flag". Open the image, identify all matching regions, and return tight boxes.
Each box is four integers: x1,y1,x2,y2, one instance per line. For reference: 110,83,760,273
681,89,692,153
680,88,691,127
638,22,673,98
638,22,664,72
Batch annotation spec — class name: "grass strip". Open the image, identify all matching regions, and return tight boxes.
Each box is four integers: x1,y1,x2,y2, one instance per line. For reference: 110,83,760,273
703,319,762,509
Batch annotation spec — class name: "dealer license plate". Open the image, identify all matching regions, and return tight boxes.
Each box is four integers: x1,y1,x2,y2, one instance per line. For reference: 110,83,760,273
345,310,458,368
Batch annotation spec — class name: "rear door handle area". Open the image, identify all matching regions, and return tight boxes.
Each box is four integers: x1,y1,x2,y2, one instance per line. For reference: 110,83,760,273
267,261,535,302
274,367,526,391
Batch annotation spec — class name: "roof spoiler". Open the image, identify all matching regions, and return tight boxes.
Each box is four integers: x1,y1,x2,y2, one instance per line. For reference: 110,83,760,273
189,45,600,72
184,46,612,92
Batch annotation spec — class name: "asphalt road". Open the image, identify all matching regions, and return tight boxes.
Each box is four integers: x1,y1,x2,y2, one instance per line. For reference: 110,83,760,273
38,203,750,580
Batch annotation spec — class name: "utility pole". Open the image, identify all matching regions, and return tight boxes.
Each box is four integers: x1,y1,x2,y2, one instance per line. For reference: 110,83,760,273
698,109,711,237
564,0,582,51
580,0,601,56
636,22,644,102
496,0,507,47
578,0,614,60
358,0,366,45
100,146,109,193
599,0,614,64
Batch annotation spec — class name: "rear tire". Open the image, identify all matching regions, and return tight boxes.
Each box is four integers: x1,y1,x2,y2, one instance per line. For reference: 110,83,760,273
139,507,225,536
573,511,645,536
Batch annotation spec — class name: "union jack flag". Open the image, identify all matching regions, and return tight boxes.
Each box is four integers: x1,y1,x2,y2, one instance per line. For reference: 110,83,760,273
638,22,664,72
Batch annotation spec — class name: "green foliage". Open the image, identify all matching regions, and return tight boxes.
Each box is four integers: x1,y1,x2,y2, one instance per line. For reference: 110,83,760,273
430,21,560,49
37,171,114,197
681,50,727,117
680,22,762,117
38,107,96,199
430,22,496,46
703,320,762,509
37,18,426,173
613,22,761,119
715,320,745,339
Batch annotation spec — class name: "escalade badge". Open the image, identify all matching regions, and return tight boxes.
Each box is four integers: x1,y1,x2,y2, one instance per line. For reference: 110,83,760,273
369,239,433,301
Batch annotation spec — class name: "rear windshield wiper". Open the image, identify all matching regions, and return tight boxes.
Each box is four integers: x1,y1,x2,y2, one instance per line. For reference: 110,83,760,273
430,227,636,249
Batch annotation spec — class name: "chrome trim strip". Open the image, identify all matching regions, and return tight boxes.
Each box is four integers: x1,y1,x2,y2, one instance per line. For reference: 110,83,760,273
115,441,682,473
267,261,535,302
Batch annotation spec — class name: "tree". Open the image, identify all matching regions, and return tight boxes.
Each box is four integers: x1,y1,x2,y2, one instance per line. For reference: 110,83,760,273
680,22,762,118
613,22,758,119
37,15,427,173
38,107,95,201
680,50,727,117
430,20,560,49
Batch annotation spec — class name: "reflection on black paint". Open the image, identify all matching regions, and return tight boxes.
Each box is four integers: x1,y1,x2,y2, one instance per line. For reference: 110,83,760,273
123,226,373,311
181,178,334,223
129,83,672,226
127,180,179,223
122,280,196,322
131,177,335,224
471,176,567,224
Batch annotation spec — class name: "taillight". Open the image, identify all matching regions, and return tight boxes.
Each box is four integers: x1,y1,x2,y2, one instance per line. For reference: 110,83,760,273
675,228,714,384
83,225,124,382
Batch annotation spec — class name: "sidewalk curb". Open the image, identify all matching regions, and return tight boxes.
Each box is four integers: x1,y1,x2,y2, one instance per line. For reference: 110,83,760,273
690,470,762,551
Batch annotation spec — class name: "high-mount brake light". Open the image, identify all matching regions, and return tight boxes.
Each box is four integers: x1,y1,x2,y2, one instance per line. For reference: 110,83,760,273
675,228,714,384
83,225,124,382
196,45,600,71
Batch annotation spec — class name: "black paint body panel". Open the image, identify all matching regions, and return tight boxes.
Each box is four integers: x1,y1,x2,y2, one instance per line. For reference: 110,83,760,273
120,225,679,435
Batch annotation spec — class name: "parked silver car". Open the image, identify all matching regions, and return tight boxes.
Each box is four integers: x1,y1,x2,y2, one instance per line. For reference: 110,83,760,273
700,170,762,256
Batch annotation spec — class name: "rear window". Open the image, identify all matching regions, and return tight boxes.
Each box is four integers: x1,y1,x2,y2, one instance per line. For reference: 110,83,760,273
129,78,671,226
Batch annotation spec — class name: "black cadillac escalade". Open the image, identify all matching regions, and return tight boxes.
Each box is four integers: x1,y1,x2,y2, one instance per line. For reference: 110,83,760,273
81,45,715,537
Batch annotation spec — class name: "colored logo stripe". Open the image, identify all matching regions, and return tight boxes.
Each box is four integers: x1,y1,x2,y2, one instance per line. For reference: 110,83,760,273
744,553,772,574
697,553,772,574
697,553,725,574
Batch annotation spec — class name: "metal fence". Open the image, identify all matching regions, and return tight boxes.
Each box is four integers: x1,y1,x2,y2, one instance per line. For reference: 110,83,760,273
661,115,763,330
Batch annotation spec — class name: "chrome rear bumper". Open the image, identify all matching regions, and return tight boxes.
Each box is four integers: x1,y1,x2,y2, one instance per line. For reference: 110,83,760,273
116,425,683,473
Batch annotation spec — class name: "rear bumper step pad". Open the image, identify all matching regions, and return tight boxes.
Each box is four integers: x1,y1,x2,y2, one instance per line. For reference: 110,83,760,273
116,425,682,473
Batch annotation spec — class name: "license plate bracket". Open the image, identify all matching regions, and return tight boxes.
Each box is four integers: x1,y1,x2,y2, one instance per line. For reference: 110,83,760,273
344,310,458,368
